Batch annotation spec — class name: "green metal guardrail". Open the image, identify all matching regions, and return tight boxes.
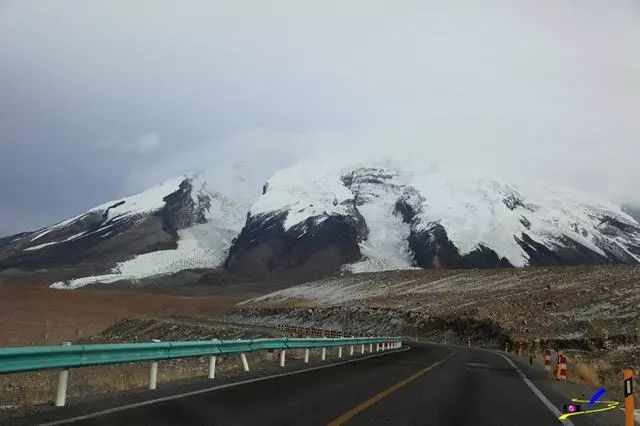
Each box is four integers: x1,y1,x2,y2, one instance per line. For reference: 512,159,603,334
0,336,402,375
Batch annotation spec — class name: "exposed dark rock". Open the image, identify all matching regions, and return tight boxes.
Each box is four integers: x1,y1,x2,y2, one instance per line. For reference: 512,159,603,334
514,233,562,266
409,223,460,268
341,168,395,188
598,216,640,236
160,179,197,232
194,187,212,225
394,187,423,225
396,189,510,269
460,245,512,268
225,211,366,281
513,232,632,266
503,194,525,211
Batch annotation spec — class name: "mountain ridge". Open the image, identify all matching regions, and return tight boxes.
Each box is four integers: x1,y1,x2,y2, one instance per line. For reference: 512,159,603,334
1,161,639,290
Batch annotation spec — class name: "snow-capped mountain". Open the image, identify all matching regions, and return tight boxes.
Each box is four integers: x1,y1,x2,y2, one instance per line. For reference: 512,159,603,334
226,160,640,278
0,175,248,288
2,159,639,290
623,205,640,224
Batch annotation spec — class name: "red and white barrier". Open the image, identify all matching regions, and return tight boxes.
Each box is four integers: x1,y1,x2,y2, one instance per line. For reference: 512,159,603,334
556,353,568,380
544,349,551,371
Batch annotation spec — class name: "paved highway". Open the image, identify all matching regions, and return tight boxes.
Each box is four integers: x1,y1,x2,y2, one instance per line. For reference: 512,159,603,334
32,342,624,426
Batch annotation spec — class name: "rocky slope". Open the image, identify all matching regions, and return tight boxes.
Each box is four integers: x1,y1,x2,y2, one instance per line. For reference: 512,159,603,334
235,265,640,343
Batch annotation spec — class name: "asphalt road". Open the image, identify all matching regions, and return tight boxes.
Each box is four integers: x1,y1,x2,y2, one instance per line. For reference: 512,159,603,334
29,343,626,426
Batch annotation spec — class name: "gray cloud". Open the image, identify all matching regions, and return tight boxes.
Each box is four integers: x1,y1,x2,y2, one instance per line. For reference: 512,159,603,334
1,0,639,236
99,133,160,155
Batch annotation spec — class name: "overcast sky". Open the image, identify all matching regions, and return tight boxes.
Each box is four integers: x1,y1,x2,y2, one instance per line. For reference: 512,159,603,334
1,0,639,236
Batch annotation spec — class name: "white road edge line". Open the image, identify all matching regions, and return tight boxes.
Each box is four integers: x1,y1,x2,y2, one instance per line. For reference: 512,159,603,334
39,346,411,426
493,351,575,426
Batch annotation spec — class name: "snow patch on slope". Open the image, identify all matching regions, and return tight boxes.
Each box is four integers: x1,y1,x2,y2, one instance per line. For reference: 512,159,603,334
51,193,247,289
29,177,185,247
89,177,184,222
410,173,529,266
344,171,414,272
250,162,354,230
24,232,88,251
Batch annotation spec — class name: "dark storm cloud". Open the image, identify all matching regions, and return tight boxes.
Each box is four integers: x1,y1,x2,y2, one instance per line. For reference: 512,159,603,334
1,0,639,235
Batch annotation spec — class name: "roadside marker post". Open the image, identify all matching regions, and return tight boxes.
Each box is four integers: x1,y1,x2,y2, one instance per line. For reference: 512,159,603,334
54,342,72,407
148,362,159,390
468,337,471,349
240,353,250,372
338,346,343,358
624,368,634,426
208,356,217,379
148,339,162,391
361,344,365,354
304,348,310,363
321,347,327,361
279,350,286,367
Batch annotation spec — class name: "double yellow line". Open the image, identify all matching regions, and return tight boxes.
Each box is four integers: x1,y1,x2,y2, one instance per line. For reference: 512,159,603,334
327,349,455,425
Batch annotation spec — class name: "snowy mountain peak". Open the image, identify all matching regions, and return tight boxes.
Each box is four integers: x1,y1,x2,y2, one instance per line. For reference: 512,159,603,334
2,160,639,290
231,161,640,276
0,175,248,289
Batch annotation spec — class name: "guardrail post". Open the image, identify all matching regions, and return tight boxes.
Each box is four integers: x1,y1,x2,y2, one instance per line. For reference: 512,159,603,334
338,346,343,358
321,347,326,361
208,356,217,379
149,362,159,390
304,348,310,363
280,350,286,367
240,353,250,372
54,342,72,407
148,339,161,390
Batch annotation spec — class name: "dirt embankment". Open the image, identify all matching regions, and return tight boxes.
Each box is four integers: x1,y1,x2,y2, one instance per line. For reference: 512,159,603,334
234,265,640,400
0,284,256,347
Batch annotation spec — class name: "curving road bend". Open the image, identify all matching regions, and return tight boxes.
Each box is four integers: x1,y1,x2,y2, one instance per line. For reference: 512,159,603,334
32,342,625,426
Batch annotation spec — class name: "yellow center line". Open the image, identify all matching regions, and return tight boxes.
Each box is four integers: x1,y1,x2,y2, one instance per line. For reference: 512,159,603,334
327,349,456,426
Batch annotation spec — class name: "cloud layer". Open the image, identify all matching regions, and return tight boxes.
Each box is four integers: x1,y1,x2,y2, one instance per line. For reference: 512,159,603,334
1,0,639,235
